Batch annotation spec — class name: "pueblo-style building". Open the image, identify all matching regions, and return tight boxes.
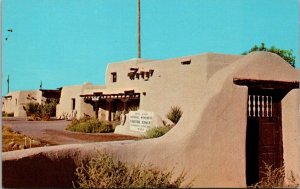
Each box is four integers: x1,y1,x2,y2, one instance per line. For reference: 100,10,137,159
57,53,244,121
2,89,61,117
2,51,300,187
55,51,299,186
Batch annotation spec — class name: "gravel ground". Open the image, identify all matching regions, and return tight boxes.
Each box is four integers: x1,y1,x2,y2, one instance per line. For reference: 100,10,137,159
2,117,139,145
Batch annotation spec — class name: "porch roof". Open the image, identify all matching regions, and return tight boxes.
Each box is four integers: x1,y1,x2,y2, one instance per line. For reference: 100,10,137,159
80,89,140,101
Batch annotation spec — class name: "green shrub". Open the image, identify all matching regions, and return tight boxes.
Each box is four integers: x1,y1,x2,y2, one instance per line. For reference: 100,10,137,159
42,98,57,119
23,102,42,119
2,111,14,117
145,126,172,139
73,152,191,188
166,106,183,124
66,117,113,133
23,98,57,121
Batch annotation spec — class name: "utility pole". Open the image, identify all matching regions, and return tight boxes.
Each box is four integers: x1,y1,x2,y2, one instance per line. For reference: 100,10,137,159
137,0,141,58
7,75,10,94
40,80,43,90
6,29,13,93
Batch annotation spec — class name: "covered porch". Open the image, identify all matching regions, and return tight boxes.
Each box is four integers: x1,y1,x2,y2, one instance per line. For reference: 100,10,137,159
80,90,140,121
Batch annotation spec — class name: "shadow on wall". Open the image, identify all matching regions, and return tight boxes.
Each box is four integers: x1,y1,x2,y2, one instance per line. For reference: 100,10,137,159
3,154,79,188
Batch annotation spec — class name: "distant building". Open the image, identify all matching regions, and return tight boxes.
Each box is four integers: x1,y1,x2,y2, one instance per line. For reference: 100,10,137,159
2,89,61,117
56,82,102,120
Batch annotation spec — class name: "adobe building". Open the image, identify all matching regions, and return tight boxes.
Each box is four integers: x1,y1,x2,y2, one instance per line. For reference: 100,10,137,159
2,89,61,117
56,82,103,119
2,51,299,187
59,53,243,123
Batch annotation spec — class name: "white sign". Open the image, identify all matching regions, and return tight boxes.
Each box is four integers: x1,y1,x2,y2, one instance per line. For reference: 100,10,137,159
129,111,153,132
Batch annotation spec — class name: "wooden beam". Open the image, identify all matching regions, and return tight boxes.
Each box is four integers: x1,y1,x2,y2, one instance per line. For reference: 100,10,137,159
233,78,299,89
93,92,103,96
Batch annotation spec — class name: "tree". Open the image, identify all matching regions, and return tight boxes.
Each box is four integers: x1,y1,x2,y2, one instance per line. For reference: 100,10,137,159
242,43,296,67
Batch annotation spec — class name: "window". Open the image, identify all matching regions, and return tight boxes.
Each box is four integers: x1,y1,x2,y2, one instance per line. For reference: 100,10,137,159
181,59,191,65
111,72,117,83
72,98,76,110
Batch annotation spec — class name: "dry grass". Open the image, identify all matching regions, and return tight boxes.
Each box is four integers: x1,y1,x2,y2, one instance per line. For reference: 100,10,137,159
250,162,299,188
2,125,50,152
2,126,25,152
73,152,191,188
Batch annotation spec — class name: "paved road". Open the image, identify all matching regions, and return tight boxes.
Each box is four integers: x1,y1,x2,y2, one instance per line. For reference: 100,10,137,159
2,117,138,145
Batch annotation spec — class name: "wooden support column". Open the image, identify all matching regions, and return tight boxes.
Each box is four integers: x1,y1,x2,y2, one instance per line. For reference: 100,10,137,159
107,99,113,121
122,99,129,112
94,101,99,119
92,96,100,119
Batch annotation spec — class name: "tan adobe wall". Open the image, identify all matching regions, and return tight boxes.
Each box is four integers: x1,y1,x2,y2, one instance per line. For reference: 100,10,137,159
2,93,15,114
281,89,299,181
56,85,84,119
57,83,103,119
104,53,242,119
2,90,43,117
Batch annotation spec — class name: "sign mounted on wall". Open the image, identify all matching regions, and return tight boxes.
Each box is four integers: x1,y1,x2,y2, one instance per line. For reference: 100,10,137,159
129,110,153,132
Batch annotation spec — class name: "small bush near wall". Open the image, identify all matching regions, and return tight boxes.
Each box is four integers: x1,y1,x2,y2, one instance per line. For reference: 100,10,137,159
23,102,41,118
249,162,299,188
145,126,172,139
66,117,113,133
23,99,57,121
144,106,183,139
166,106,183,124
73,152,191,188
2,111,14,117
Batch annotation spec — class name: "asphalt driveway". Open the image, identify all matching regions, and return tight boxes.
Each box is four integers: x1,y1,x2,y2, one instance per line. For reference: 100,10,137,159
2,117,138,145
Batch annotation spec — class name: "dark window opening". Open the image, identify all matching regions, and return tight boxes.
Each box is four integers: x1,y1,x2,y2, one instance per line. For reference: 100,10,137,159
111,72,117,83
181,59,191,65
72,98,76,110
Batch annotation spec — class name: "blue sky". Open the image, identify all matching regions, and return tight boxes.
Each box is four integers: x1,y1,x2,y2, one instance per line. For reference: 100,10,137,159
2,0,299,95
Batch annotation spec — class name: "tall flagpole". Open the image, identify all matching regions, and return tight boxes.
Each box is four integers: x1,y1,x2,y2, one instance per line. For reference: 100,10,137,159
137,0,141,58
40,80,43,90
7,75,10,94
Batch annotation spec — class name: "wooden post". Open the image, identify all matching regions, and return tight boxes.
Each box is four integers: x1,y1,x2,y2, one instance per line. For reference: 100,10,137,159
107,99,112,121
95,101,99,119
92,96,100,119
137,0,141,58
122,99,128,112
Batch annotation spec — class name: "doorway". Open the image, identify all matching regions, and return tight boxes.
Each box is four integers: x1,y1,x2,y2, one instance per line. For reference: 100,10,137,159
246,89,284,185
233,78,299,186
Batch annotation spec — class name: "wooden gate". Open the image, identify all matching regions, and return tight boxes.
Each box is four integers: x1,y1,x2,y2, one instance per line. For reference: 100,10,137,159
233,78,299,185
246,89,283,184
